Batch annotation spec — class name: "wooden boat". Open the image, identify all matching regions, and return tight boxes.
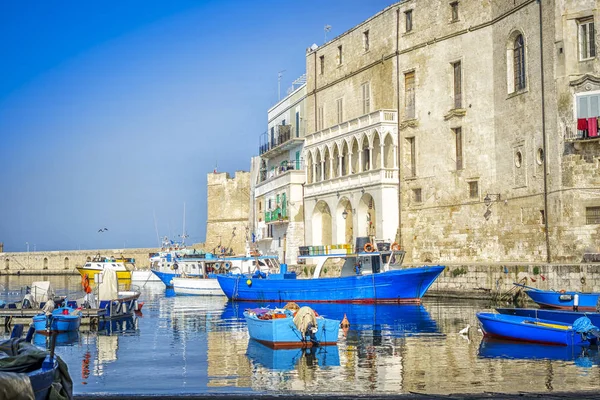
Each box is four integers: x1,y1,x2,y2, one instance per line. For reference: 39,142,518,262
244,306,340,349
476,312,599,346
521,285,600,311
32,306,82,334
76,254,135,281
496,307,600,326
217,250,444,303
87,267,141,319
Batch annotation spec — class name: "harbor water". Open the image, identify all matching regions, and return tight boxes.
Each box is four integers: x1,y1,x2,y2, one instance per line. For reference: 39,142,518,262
2,275,600,396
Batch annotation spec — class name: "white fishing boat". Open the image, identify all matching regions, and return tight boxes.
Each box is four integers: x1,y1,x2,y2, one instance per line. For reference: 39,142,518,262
172,253,279,296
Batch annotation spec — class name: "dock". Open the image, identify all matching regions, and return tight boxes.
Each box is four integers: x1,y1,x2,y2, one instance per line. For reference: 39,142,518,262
0,308,107,331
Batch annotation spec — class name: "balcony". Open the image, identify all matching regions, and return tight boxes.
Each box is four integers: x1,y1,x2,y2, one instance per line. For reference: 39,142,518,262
265,207,289,224
565,117,600,143
305,109,397,147
256,161,305,197
305,168,398,198
259,125,304,158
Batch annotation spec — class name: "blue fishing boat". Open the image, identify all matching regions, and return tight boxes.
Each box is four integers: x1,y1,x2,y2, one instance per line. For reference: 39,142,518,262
478,337,600,363
244,306,340,348
476,312,599,346
1,325,72,400
496,307,600,326
520,285,600,311
32,306,82,334
217,250,444,303
246,339,340,370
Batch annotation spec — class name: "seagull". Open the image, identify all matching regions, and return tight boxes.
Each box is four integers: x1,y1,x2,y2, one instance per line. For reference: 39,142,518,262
98,228,108,233
459,324,470,335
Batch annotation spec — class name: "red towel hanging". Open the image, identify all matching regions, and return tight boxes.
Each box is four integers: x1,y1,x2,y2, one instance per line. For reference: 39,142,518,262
588,117,598,137
577,118,588,131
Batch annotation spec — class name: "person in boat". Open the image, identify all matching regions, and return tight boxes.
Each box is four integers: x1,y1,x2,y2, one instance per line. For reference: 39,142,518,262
355,260,362,275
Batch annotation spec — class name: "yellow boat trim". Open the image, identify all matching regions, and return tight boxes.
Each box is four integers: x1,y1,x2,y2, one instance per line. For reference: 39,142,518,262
523,320,571,330
76,267,132,280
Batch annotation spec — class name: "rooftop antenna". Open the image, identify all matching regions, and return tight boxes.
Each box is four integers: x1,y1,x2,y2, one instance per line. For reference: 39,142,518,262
278,70,286,101
324,25,332,43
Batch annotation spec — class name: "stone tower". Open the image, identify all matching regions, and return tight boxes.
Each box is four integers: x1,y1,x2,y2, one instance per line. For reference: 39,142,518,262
205,171,251,255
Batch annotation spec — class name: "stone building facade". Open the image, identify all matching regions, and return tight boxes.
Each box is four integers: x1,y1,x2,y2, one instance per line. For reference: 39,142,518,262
304,0,600,263
204,171,251,255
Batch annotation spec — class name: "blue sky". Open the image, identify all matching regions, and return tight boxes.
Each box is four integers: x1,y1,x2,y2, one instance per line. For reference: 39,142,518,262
0,0,396,252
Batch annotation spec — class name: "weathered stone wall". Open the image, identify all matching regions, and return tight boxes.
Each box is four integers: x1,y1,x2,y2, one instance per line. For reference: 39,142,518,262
0,247,158,274
205,171,251,255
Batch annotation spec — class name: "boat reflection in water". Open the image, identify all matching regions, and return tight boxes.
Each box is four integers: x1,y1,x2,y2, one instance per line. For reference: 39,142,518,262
223,301,439,337
98,316,139,335
33,331,80,348
479,338,600,367
246,339,340,371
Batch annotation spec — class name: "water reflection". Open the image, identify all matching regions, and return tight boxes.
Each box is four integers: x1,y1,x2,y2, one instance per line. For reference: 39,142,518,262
246,339,340,371
33,331,79,348
479,338,600,366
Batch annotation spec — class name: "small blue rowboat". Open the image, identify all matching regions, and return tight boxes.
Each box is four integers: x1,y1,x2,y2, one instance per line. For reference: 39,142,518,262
244,307,340,349
477,312,599,346
496,307,600,326
521,286,600,311
32,307,81,334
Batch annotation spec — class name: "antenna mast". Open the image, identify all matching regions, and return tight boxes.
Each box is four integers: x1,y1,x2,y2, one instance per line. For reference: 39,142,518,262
278,70,286,100
324,25,332,43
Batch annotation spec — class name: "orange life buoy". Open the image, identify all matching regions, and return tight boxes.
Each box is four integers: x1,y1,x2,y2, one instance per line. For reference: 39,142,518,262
391,242,401,251
364,243,374,253
559,289,566,294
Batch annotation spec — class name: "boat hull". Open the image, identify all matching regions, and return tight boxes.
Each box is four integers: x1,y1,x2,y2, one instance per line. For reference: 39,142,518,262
496,307,600,326
217,266,445,303
77,266,131,281
477,312,592,346
131,270,161,282
172,277,224,296
244,311,340,349
525,289,599,311
32,314,81,334
98,291,141,319
151,269,202,287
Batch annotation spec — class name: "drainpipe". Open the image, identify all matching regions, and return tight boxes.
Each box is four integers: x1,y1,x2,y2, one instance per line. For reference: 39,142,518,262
396,7,403,248
538,0,551,263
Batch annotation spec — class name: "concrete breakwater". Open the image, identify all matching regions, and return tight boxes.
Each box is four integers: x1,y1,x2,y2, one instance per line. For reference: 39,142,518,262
2,249,599,300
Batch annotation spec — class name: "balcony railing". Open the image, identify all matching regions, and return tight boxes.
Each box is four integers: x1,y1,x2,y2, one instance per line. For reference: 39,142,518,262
565,117,600,141
259,160,305,184
305,110,397,147
265,207,288,223
260,125,293,155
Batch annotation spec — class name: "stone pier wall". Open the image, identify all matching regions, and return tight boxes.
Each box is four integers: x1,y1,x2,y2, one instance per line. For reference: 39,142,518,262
0,248,159,275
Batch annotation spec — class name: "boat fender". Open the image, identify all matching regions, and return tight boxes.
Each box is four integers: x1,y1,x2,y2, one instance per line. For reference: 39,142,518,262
224,262,231,271
391,242,401,251
246,279,252,286
364,243,374,253
214,263,221,271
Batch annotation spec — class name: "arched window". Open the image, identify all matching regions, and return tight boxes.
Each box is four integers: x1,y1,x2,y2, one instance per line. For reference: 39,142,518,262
513,34,526,91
